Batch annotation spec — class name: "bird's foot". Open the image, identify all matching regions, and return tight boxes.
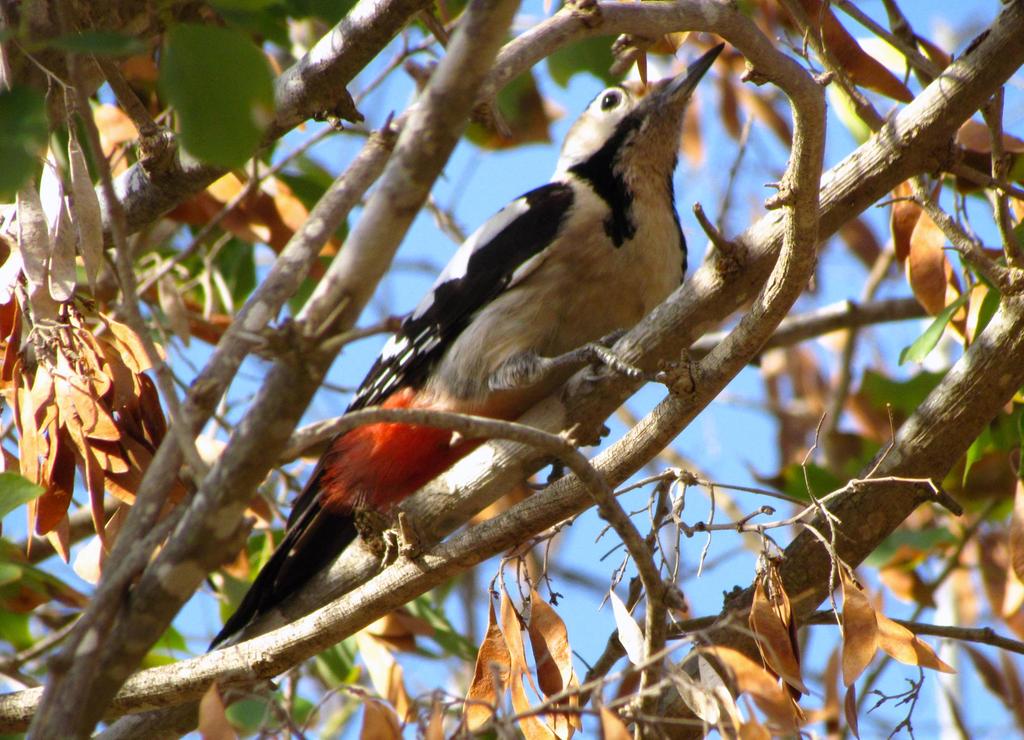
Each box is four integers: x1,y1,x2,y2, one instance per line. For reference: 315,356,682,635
354,509,398,567
354,509,423,566
488,330,653,392
396,511,422,559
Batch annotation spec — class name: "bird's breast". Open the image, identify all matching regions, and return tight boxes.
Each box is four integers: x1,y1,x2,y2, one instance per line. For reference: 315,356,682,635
428,186,683,403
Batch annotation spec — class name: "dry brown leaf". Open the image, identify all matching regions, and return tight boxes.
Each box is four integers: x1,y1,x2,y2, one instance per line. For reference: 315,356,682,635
976,530,1024,640
88,439,131,474
68,129,104,290
355,631,412,720
17,180,59,321
68,377,121,442
841,573,878,686
890,181,919,263
1010,480,1024,583
74,331,113,399
738,720,772,740
838,217,882,268
16,382,41,485
599,706,630,740
37,433,73,535
500,588,552,740
875,612,955,673
48,199,76,302
465,599,511,732
44,514,71,563
425,699,444,740
965,284,992,346
681,92,703,165
528,588,581,736
97,337,142,414
359,699,402,740
158,275,191,346
999,651,1024,732
844,683,860,738
137,373,168,445
364,610,432,653
29,367,54,429
907,209,958,317
17,180,50,290
1006,557,1024,618
671,668,723,727
878,561,934,608
962,644,1009,707
956,119,1024,154
792,0,913,102
170,173,340,257
701,646,801,731
738,87,792,144
102,314,157,372
749,571,807,695
528,588,575,697
717,72,742,140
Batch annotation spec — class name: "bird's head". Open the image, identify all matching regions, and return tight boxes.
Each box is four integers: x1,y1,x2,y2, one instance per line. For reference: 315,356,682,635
555,43,724,182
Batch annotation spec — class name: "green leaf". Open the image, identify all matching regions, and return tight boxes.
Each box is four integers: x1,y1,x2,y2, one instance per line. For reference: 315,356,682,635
1019,410,1024,480
0,611,33,650
49,30,147,56
405,593,477,661
547,35,618,88
214,238,257,307
210,0,281,10
142,624,187,669
0,472,45,521
866,527,957,567
315,637,359,685
973,284,1001,339
860,369,945,417
899,291,970,365
0,86,47,199
963,426,991,486
284,0,359,23
226,697,273,734
772,462,843,503
160,25,274,168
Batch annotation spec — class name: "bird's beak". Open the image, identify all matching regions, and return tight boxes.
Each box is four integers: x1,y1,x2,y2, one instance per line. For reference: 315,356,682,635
661,43,725,104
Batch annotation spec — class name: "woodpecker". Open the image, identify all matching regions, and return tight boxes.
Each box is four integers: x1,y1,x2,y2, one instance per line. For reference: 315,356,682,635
211,44,723,648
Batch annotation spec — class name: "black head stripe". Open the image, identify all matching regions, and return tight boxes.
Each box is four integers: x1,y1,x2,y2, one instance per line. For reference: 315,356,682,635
349,182,575,410
665,161,686,274
568,113,641,247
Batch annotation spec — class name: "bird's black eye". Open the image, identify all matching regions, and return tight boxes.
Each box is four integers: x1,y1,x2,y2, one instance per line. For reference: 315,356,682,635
600,91,621,111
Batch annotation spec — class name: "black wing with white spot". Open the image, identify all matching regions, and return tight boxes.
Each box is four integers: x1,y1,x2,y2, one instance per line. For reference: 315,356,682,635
349,182,576,411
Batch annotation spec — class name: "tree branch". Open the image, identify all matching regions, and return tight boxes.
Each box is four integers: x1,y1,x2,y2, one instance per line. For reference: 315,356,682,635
111,0,432,236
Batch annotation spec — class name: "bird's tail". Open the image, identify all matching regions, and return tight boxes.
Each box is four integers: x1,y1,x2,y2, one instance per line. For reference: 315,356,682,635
209,498,357,649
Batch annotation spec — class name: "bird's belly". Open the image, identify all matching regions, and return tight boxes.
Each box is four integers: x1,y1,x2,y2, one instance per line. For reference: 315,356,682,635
429,213,683,403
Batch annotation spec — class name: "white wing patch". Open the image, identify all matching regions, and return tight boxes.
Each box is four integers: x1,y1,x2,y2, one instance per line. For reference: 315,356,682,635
411,196,532,321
